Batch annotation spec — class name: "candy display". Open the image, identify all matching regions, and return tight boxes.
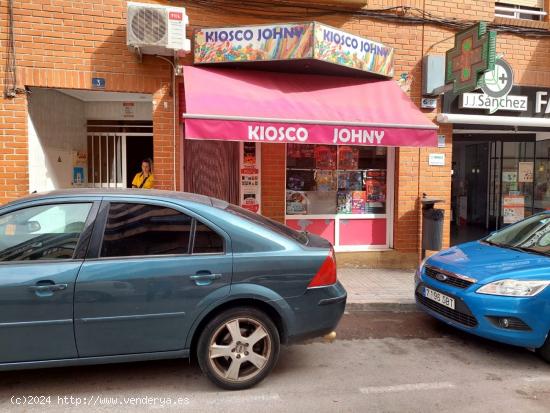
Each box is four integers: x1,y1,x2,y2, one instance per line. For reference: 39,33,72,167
337,191,352,214
351,191,366,214
287,170,315,191
314,145,337,170
287,144,387,216
287,144,315,168
286,191,308,215
338,146,359,170
338,171,363,191
366,170,387,202
315,170,336,191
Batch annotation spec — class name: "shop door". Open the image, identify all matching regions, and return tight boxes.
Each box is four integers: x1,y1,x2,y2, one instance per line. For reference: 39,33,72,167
465,143,489,226
489,141,535,230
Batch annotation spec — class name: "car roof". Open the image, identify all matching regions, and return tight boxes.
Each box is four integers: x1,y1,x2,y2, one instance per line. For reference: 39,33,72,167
4,189,226,208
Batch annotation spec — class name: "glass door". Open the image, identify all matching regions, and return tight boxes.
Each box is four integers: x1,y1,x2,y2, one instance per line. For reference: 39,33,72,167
489,141,535,230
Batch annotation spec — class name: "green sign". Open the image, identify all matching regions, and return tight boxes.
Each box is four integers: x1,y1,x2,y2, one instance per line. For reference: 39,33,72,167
445,22,496,94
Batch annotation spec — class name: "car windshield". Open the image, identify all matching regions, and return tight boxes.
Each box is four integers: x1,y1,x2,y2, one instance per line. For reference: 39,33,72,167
223,204,308,245
484,213,550,256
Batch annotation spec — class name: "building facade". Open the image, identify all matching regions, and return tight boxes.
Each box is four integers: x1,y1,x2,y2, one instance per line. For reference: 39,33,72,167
2,0,550,268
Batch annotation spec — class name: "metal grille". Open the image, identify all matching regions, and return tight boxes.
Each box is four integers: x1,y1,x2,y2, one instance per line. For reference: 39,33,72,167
416,292,478,327
425,266,474,289
130,8,167,44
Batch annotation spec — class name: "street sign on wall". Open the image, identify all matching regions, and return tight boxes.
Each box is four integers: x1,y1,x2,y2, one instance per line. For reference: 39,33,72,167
445,22,496,94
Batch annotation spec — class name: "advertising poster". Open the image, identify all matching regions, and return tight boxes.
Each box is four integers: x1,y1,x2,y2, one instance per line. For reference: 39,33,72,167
240,142,261,213
518,162,534,183
502,171,518,183
502,195,525,224
122,102,135,118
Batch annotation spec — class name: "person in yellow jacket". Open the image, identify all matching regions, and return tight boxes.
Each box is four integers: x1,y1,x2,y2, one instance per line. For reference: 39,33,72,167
131,158,154,189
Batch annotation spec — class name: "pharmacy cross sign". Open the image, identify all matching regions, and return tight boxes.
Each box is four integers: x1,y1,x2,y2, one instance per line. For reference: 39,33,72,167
445,22,497,94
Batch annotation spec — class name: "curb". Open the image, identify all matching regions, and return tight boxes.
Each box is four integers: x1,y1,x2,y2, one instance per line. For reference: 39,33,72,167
345,301,419,313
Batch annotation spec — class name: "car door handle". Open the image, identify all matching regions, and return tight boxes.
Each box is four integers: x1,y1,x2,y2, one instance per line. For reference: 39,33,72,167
29,283,68,292
189,273,222,286
190,273,222,280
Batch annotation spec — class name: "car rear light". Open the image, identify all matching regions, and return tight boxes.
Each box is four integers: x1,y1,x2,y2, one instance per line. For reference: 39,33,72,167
307,247,337,288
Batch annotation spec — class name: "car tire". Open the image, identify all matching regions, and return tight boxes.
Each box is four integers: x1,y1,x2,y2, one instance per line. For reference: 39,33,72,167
536,335,550,363
197,306,280,390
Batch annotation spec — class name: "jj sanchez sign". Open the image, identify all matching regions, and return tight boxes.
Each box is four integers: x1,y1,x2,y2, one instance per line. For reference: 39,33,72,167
194,22,394,78
445,57,550,117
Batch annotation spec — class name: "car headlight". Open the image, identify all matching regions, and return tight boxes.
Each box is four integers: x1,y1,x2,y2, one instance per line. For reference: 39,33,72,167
476,279,550,297
415,257,429,283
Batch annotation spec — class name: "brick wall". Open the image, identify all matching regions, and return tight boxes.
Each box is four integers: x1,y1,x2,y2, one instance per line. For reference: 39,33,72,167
2,1,550,263
0,0,177,204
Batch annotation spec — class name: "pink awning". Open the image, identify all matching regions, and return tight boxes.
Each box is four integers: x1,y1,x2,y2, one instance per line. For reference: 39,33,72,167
182,66,438,147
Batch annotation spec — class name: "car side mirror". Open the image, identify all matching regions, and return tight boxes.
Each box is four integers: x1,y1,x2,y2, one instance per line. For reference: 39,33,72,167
27,221,41,233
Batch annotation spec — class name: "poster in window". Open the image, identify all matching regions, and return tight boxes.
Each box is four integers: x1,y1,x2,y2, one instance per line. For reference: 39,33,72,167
314,170,337,191
240,142,261,213
72,167,85,186
502,171,517,183
351,191,366,214
518,162,534,183
338,146,359,170
286,191,308,214
502,195,524,224
314,145,337,170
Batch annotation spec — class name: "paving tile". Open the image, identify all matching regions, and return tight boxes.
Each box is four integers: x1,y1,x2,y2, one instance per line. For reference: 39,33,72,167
338,268,416,304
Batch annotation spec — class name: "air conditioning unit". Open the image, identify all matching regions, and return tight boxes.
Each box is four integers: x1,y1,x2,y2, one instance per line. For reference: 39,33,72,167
127,2,191,56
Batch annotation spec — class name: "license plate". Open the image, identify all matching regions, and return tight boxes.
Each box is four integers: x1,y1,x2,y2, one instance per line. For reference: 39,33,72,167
424,287,455,310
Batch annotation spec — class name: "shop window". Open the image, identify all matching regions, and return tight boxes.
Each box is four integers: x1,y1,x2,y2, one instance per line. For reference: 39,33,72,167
534,140,550,213
286,144,387,216
101,203,192,257
495,1,546,20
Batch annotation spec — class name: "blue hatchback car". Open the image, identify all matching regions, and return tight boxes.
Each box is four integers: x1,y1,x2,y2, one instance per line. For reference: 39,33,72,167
0,189,346,390
416,212,550,362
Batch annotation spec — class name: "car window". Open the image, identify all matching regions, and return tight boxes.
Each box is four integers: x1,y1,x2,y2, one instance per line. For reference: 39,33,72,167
224,204,308,245
194,221,224,254
0,203,92,261
101,203,193,258
485,213,550,255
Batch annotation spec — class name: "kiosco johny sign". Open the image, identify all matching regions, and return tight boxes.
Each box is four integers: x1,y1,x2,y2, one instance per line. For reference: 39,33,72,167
194,22,394,78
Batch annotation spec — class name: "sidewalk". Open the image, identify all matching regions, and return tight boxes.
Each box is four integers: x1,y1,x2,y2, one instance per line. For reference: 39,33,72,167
338,268,417,312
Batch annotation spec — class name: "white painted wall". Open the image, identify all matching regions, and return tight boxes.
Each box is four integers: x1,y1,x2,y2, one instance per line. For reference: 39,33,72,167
28,89,86,193
28,89,153,193
85,101,152,120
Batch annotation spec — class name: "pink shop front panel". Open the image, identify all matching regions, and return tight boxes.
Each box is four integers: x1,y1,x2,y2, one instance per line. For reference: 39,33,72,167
285,218,336,245
338,218,387,246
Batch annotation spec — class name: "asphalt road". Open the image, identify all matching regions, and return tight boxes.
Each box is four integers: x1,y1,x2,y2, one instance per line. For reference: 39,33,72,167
1,311,550,413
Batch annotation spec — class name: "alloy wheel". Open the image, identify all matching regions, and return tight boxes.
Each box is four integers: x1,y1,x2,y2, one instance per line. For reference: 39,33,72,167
208,317,271,382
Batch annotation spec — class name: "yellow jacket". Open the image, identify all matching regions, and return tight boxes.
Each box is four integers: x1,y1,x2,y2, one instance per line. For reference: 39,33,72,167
132,173,154,189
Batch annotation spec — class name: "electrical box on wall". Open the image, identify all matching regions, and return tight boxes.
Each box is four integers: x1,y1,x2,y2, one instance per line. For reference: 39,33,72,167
422,55,445,96
127,2,191,57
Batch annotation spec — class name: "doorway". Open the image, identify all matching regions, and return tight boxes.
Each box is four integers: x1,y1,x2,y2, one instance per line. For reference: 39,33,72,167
86,120,153,188
126,136,154,188
451,135,536,246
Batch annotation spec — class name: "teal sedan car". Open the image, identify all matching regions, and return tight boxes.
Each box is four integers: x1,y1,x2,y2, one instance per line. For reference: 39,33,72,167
0,189,346,390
